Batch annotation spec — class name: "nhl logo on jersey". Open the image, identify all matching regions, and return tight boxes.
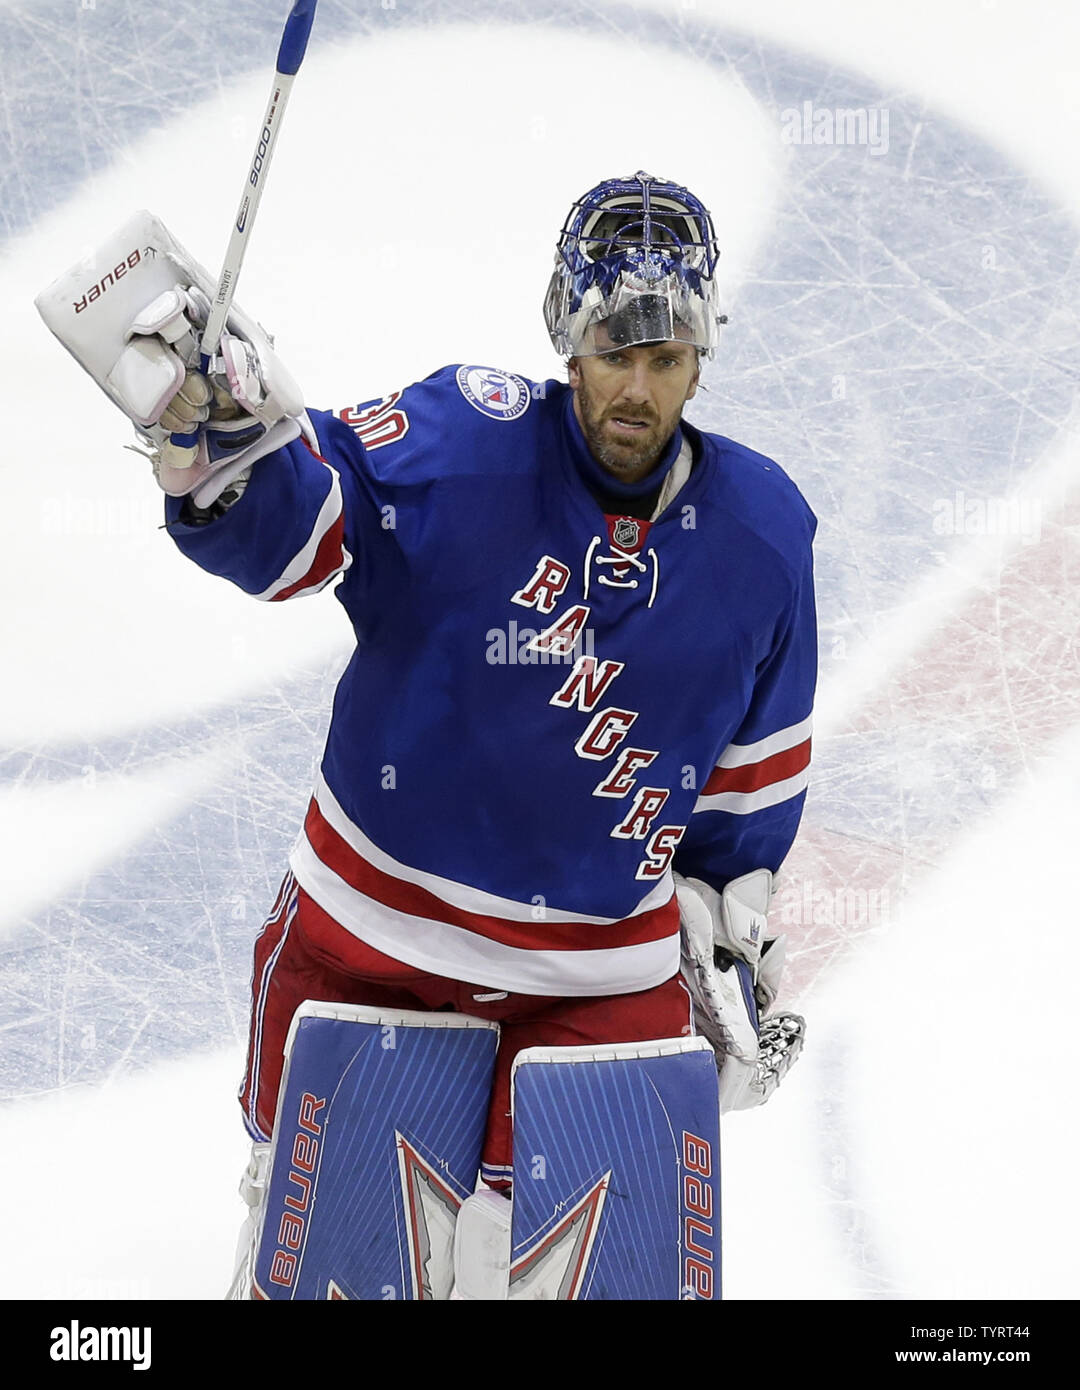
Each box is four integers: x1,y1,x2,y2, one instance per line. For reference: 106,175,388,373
456,365,531,421
613,517,641,550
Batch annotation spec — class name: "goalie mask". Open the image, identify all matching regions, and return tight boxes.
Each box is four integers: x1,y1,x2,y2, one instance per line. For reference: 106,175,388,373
543,171,723,359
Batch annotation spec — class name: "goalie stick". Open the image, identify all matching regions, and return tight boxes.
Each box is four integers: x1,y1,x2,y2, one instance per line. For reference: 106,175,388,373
170,0,318,448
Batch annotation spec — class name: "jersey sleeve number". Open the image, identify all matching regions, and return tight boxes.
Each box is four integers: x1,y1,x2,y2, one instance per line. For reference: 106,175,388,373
339,392,410,450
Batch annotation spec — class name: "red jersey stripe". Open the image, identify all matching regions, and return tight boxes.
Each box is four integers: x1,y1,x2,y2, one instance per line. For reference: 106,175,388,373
302,797,678,953
703,737,812,796
270,509,347,601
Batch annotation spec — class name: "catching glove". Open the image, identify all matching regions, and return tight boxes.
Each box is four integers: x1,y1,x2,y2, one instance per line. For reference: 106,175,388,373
677,869,805,1112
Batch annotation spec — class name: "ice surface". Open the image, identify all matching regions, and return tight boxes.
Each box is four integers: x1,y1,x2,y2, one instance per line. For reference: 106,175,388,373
2,0,1077,1300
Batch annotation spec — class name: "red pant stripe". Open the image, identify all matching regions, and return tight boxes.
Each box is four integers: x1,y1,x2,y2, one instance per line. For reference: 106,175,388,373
238,873,300,1140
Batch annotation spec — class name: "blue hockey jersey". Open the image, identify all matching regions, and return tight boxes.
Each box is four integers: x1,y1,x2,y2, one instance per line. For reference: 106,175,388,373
165,366,817,997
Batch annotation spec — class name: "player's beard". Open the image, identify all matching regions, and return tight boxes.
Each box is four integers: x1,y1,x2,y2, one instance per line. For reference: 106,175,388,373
574,378,677,482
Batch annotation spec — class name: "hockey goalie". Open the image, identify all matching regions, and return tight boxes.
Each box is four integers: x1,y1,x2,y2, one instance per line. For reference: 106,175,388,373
37,168,815,1300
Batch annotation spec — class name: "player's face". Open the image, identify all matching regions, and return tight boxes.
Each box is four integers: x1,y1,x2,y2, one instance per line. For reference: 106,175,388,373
569,340,700,483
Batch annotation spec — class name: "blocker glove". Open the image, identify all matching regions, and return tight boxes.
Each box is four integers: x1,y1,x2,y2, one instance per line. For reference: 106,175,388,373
127,281,306,508
35,209,311,510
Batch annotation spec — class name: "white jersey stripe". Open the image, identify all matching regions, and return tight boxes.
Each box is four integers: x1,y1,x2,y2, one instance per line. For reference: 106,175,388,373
715,713,813,768
289,833,679,998
693,765,811,816
253,466,346,602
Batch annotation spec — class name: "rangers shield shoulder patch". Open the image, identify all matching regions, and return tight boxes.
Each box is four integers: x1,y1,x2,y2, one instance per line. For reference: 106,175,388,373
455,365,532,421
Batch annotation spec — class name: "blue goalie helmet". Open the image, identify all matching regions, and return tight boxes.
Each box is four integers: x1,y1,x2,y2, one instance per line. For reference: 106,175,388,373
543,171,723,359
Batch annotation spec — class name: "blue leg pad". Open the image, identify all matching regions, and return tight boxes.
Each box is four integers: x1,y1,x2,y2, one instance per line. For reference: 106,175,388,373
253,1001,499,1300
509,1036,721,1300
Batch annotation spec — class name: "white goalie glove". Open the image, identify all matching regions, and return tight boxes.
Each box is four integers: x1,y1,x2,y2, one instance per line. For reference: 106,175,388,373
35,209,311,509
677,869,805,1112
